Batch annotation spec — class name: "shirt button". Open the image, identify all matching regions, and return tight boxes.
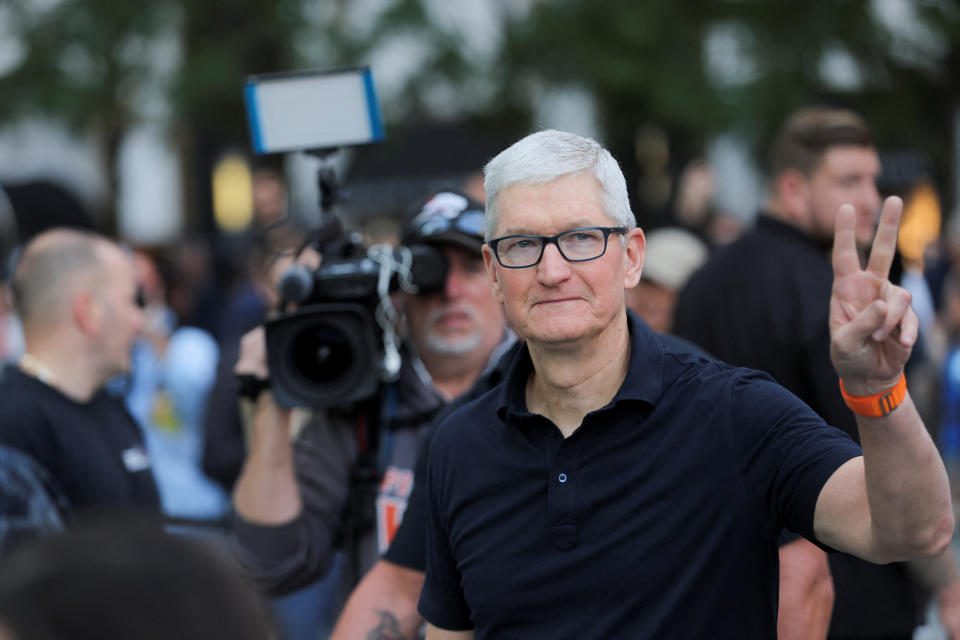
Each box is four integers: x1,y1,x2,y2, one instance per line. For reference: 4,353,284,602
558,473,568,483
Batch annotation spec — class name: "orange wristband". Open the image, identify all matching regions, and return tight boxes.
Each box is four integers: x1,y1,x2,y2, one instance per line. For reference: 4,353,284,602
839,373,907,418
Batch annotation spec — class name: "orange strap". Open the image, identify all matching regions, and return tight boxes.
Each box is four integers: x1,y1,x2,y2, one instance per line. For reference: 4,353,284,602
839,373,907,418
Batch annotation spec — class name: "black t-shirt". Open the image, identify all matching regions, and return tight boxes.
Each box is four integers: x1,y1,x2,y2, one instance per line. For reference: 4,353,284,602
0,365,161,515
675,215,855,439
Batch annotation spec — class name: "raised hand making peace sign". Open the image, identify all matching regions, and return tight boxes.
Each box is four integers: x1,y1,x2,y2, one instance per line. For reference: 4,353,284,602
829,196,918,398
815,195,951,566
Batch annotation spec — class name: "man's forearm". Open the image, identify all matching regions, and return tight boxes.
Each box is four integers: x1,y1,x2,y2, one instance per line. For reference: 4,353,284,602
232,395,302,523
777,537,833,640
856,394,953,560
330,561,425,640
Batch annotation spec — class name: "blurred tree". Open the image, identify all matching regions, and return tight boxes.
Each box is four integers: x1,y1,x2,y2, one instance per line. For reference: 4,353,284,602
172,0,305,229
0,0,307,231
495,0,960,219
293,0,521,128
0,0,179,231
5,0,960,228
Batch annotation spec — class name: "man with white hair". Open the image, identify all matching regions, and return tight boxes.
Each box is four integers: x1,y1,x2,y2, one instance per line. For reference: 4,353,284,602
417,129,952,638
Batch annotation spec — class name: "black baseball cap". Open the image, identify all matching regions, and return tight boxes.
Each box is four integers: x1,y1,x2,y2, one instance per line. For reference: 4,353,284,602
401,190,486,255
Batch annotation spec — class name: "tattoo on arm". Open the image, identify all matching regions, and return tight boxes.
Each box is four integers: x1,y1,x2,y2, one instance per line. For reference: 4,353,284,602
365,610,406,640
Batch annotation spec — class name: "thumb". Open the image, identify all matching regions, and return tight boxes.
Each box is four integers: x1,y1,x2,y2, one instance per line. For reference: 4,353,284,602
838,300,888,345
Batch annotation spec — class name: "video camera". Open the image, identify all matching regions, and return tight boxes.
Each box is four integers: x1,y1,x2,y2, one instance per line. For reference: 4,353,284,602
244,65,410,408
264,227,448,408
244,68,488,408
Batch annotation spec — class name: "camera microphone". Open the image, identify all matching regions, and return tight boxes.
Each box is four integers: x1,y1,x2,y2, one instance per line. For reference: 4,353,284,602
277,264,314,304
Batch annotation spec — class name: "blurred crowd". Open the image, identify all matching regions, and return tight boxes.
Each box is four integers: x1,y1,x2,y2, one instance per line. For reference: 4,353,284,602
1,107,960,640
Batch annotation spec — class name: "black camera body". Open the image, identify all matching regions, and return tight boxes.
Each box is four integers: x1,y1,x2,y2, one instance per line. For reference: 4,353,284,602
266,241,448,408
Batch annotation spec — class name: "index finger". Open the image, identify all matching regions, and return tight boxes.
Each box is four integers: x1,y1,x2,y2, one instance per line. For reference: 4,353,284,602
832,204,861,278
865,196,903,279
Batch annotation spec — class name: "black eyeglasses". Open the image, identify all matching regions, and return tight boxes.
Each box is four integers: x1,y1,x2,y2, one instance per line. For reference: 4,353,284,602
488,226,627,269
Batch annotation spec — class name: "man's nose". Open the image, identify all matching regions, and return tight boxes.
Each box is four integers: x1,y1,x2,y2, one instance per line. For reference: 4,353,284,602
444,267,467,299
862,182,881,217
536,242,571,285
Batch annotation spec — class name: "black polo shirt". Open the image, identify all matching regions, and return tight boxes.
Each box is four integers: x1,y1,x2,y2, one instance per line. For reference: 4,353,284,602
384,333,708,572
419,312,860,639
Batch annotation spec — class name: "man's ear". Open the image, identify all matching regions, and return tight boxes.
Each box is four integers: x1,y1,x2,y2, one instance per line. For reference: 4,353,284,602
482,245,504,303
71,290,101,335
775,169,811,223
623,228,646,290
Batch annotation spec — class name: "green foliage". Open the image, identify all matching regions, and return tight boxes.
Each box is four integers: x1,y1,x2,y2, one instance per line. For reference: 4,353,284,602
6,0,960,212
173,0,306,140
498,0,960,180
0,0,177,132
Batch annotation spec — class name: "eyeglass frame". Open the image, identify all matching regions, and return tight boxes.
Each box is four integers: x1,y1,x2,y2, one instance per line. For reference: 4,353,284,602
486,226,628,269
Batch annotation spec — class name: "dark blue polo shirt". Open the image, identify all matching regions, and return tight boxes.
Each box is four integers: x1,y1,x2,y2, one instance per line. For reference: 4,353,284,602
419,312,861,639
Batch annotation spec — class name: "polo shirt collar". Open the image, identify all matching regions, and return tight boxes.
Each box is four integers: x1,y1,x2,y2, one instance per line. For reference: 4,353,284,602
496,310,664,423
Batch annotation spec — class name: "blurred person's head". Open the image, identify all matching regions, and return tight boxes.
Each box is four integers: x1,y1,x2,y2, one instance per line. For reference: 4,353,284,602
0,516,276,640
10,229,145,396
766,107,880,248
626,227,708,333
252,167,289,227
162,237,214,326
399,190,505,392
132,250,164,308
132,250,181,340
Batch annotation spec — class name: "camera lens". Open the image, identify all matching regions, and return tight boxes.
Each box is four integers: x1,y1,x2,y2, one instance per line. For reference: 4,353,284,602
290,324,353,383
266,303,381,407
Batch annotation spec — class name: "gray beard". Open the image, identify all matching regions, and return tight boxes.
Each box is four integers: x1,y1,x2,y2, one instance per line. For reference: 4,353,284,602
421,330,483,357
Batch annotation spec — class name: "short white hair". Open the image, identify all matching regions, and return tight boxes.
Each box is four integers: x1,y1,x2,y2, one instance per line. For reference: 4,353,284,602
482,129,635,239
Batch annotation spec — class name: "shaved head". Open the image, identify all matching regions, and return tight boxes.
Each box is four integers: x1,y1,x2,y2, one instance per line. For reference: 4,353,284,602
11,229,117,327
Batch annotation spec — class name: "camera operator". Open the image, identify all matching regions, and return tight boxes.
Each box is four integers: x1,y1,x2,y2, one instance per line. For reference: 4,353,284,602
229,190,513,604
